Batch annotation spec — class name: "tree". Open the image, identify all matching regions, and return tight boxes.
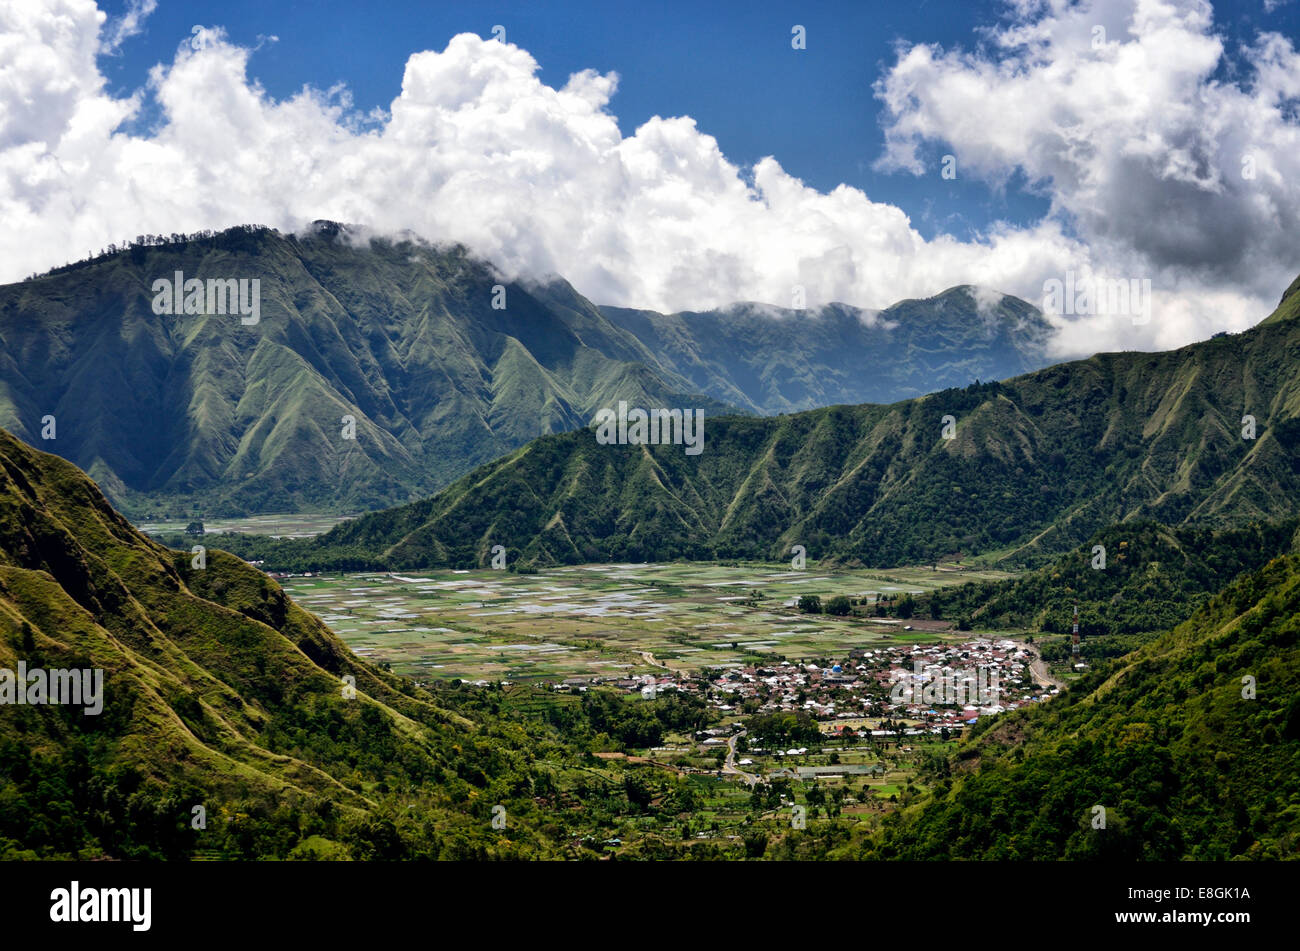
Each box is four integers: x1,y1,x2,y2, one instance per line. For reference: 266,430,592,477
185,520,205,538
826,595,851,616
897,593,916,619
798,594,823,614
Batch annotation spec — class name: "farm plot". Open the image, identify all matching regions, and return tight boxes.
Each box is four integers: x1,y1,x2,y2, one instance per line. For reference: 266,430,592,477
283,561,1016,684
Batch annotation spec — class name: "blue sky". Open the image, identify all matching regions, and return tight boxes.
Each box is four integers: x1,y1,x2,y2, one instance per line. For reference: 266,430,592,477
95,0,1298,243
7,0,1300,354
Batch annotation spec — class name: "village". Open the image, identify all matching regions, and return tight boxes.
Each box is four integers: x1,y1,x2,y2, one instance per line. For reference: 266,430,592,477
554,636,1054,741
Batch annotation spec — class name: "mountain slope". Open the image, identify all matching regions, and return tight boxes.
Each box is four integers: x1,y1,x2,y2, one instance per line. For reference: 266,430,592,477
602,286,1052,414
863,553,1300,859
0,427,556,859
252,271,1300,572
1,226,1053,520
0,224,732,518
936,517,1300,645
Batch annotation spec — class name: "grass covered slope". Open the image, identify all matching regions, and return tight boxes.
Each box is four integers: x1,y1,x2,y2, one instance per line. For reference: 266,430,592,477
0,428,555,859
238,276,1300,572
865,554,1300,860
1,226,1054,521
0,223,731,518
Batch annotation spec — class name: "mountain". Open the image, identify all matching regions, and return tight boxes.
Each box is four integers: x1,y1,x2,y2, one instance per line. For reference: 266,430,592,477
0,224,1050,521
862,552,1300,859
0,223,732,519
0,427,558,859
251,270,1300,572
936,517,1300,651
601,286,1052,414
0,426,760,861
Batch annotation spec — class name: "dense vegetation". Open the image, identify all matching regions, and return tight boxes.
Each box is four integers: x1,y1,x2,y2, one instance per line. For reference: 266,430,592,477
207,273,1300,573
932,518,1300,660
863,554,1300,859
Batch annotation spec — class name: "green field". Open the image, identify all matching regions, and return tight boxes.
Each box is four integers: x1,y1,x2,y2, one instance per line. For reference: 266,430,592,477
282,561,1018,683
137,513,356,538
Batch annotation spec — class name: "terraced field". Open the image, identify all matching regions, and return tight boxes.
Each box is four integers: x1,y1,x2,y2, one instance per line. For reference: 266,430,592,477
281,562,1017,683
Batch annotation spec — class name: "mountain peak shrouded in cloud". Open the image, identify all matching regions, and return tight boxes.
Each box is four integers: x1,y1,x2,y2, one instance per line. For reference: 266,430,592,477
1,0,1298,357
0,223,1062,515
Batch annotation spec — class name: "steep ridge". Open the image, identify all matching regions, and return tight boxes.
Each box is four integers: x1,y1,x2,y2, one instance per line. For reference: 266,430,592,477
254,272,1300,571
1,225,1054,521
0,223,730,518
602,286,1052,413
0,428,547,859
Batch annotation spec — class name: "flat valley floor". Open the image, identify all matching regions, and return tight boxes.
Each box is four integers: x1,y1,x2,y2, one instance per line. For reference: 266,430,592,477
280,562,1021,684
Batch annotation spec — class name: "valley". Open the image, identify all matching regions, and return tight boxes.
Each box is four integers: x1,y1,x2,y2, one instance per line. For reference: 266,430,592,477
263,558,1066,850
279,561,1021,683
5,0,1300,886
137,513,356,538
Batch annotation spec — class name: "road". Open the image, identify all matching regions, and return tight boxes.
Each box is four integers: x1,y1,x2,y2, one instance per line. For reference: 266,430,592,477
722,729,759,786
1024,641,1066,691
638,650,669,670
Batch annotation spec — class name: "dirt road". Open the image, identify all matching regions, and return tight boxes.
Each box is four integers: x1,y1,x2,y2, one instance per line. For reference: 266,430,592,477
1023,641,1066,691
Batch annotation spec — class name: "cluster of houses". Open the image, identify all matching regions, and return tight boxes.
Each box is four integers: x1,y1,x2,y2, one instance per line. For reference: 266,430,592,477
550,638,1053,738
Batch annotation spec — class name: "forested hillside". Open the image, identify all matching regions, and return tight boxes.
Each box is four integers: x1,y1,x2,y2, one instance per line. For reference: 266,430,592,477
863,554,1300,859
934,518,1300,657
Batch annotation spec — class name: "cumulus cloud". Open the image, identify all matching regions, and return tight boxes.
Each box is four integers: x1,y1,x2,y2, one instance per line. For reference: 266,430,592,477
1,0,1297,359
876,0,1300,352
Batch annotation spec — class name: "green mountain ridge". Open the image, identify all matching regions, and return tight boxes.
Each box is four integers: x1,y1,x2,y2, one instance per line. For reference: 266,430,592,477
0,427,557,859
0,224,733,519
600,285,1052,414
239,271,1300,572
1,224,1054,521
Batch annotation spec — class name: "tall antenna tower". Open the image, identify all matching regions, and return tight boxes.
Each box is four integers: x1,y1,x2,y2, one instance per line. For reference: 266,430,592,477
1071,604,1080,657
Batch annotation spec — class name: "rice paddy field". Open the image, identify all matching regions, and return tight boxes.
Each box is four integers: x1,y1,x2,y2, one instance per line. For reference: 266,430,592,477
281,561,1017,683
136,513,355,538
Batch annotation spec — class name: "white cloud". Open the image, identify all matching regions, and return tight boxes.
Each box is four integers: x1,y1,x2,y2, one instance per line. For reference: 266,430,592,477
1,0,1297,360
875,0,1300,353
100,0,156,55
